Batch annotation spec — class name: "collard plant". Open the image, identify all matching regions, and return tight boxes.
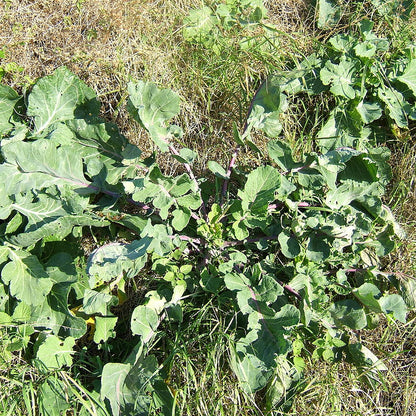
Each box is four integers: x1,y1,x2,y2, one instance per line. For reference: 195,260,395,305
0,66,410,414
273,18,416,152
183,0,277,56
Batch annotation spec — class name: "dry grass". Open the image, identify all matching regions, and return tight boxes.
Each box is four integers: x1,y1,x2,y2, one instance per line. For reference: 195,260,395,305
1,0,416,415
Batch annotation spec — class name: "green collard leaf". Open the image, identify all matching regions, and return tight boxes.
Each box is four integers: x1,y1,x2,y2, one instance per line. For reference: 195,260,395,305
101,362,131,416
248,80,287,137
1,139,90,194
306,234,331,262
378,87,409,128
0,284,9,311
94,316,118,343
267,140,298,171
257,275,284,303
239,166,281,214
1,250,53,306
348,343,387,374
353,283,382,312
397,59,416,96
278,229,301,259
131,305,159,342
11,213,109,247
355,100,383,124
171,148,197,165
207,160,228,179
87,239,150,287
317,0,341,29
230,332,273,394
232,122,245,145
400,278,416,309
38,378,73,416
329,299,367,330
224,273,253,315
354,41,377,59
182,6,217,44
370,0,414,19
127,81,180,152
0,85,21,136
140,222,174,256
68,118,126,158
28,66,99,135
171,206,191,231
379,294,407,323
316,108,369,152
232,219,249,240
29,278,87,338
83,289,118,316
325,182,379,210
35,334,75,370
320,58,358,99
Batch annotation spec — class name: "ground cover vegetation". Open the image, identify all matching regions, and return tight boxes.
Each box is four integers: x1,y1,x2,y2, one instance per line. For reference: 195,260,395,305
0,0,415,415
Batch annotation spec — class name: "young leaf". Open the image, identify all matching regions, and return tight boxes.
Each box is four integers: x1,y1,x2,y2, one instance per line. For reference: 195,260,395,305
317,0,341,29
35,335,75,370
131,305,159,342
1,249,53,306
94,316,118,343
28,66,99,135
83,289,118,316
267,140,298,171
87,239,150,287
238,166,281,214
207,160,228,179
182,6,217,44
396,59,416,97
278,229,301,259
329,299,367,330
0,85,21,136
127,81,180,152
248,80,287,137
320,58,358,99
379,294,407,323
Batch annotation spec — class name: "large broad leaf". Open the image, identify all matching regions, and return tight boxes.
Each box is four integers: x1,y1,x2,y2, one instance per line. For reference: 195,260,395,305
35,334,75,370
87,238,150,287
320,58,358,99
131,305,159,343
317,0,341,28
182,6,217,44
379,294,407,323
329,299,367,329
1,139,90,193
29,253,87,338
378,87,409,128
247,80,287,138
127,81,181,152
396,59,416,97
1,249,53,306
101,363,132,416
27,66,100,135
0,85,21,136
238,166,281,214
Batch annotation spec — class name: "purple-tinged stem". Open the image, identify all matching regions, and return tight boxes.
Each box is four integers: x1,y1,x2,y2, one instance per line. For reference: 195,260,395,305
221,146,240,203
